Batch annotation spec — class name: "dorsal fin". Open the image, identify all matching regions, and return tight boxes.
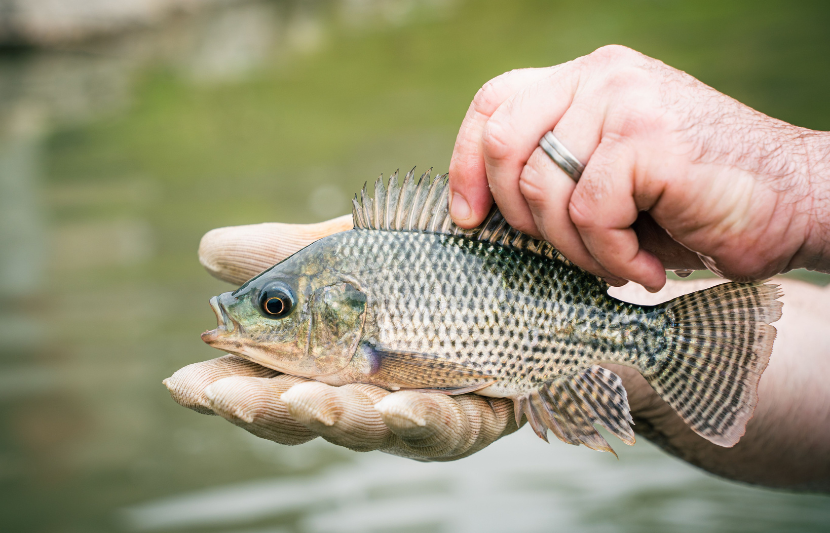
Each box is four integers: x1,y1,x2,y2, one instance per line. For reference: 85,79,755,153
352,168,568,263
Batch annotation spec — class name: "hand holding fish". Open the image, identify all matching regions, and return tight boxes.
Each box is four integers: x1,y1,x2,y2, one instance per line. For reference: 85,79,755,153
163,44,830,489
164,217,521,461
448,45,830,291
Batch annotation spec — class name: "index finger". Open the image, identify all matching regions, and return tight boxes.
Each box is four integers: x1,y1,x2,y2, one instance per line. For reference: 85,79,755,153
199,215,354,284
449,67,561,228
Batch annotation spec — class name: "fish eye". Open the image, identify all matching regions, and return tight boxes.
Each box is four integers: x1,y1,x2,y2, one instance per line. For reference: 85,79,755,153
258,282,295,319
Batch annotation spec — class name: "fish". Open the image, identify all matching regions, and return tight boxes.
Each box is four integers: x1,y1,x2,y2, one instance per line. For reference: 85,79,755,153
202,168,783,454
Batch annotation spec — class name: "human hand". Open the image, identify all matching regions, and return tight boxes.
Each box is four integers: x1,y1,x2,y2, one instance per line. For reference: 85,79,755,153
448,45,830,290
163,216,520,461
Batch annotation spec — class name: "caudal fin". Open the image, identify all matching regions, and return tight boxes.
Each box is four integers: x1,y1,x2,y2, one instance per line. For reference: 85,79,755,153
645,281,783,447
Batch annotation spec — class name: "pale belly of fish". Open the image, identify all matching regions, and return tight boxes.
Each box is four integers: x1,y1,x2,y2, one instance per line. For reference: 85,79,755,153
202,169,783,455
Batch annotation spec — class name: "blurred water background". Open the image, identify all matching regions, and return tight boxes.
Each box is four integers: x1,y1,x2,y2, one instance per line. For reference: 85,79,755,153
1,0,829,531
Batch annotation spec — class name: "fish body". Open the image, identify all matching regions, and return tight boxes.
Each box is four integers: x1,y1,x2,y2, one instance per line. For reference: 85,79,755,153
203,169,783,454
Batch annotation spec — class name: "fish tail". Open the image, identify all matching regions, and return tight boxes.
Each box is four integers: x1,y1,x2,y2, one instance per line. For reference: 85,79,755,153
643,281,783,447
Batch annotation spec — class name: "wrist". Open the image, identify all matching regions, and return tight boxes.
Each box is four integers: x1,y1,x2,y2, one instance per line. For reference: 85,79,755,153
791,130,830,272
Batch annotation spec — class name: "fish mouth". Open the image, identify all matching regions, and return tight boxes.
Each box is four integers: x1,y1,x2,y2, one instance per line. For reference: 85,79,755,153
201,296,236,344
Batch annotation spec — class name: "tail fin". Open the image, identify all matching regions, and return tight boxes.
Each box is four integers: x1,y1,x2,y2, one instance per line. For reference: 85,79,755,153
645,281,783,447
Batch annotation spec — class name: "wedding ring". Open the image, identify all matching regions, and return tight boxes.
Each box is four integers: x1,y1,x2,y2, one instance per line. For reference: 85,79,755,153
539,131,585,182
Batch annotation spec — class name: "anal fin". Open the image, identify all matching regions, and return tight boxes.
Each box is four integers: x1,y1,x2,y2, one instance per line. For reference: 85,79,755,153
514,366,635,456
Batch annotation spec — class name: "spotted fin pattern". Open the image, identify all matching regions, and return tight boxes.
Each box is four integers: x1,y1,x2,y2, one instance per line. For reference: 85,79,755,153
647,281,783,447
352,168,567,262
514,366,635,456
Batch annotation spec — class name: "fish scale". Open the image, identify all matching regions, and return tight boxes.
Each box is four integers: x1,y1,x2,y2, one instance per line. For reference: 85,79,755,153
343,230,644,389
202,169,783,455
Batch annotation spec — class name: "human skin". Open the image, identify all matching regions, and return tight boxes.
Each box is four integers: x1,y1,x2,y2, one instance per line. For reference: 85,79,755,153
163,219,830,490
447,45,830,291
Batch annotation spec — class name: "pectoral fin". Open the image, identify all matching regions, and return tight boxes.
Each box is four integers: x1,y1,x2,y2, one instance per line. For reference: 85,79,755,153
361,343,494,395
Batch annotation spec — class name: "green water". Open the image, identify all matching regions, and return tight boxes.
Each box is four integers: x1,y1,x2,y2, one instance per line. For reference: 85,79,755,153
1,0,828,531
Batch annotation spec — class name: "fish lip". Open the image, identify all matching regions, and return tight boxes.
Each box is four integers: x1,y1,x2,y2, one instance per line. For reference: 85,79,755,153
202,296,235,343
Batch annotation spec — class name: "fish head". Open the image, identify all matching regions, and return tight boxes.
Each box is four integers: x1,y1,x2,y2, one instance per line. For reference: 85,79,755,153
201,242,367,377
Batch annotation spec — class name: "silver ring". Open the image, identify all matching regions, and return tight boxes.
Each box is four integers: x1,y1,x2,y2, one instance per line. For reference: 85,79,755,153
539,131,585,182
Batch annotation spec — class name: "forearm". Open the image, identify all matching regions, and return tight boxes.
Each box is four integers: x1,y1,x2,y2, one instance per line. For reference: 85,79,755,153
609,278,830,490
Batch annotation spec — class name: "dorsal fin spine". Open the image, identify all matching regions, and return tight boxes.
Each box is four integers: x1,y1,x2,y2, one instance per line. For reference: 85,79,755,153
353,168,568,263
479,210,501,240
352,195,364,229
373,174,385,230
385,170,399,230
360,183,374,229
405,168,431,231
417,172,443,230
394,167,416,230
427,175,450,232
440,211,453,233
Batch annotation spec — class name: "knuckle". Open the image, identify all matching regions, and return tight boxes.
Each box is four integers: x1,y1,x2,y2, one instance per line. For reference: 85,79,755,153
602,66,643,92
481,119,513,162
472,81,499,115
607,104,649,138
517,160,549,206
472,71,515,115
590,44,640,65
582,46,652,96
449,148,480,182
568,191,598,230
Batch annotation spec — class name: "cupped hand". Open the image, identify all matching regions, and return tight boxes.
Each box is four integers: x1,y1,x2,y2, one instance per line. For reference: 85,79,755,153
164,216,520,461
448,45,829,290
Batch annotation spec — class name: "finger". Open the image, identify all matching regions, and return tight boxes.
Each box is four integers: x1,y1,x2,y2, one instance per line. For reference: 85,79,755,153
204,374,317,445
481,62,583,233
569,137,667,291
632,212,705,271
163,354,279,415
199,214,354,285
517,97,623,282
519,147,624,284
282,382,394,452
375,392,473,458
482,47,652,227
450,395,520,460
375,392,518,461
483,47,673,287
449,67,560,228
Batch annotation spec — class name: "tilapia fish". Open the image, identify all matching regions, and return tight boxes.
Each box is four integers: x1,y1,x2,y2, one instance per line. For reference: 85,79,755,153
202,168,783,454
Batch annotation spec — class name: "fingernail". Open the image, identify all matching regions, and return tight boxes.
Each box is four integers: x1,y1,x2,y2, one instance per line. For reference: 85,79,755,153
450,192,471,221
